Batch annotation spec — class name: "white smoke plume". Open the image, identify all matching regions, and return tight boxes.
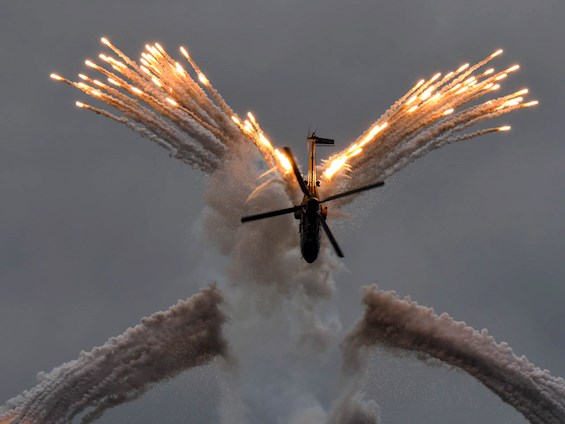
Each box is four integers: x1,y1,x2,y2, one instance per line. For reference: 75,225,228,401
0,285,227,424
338,285,565,424
201,142,344,423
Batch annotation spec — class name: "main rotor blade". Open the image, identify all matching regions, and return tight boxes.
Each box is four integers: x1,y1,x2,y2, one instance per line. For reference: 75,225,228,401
317,213,344,258
241,205,302,223
320,181,385,204
282,147,310,198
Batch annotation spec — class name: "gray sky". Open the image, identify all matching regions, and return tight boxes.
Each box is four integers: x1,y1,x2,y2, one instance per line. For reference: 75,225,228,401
1,0,564,422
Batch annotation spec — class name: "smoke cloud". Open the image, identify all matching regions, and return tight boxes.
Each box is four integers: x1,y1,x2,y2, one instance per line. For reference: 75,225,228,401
339,285,565,424
201,142,344,423
0,285,227,424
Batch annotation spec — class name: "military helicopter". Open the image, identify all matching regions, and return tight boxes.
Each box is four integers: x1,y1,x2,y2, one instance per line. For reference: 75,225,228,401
241,133,384,263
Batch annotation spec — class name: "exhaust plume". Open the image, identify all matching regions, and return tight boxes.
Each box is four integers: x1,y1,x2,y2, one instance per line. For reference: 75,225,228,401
0,285,227,424
339,285,565,424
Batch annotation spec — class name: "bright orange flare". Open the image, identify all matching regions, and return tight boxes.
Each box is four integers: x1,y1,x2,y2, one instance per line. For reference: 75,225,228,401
406,95,418,105
430,72,442,83
350,147,363,157
275,149,292,172
457,63,470,72
359,122,387,147
175,62,185,75
259,133,272,148
505,96,523,106
420,90,433,100
498,126,511,131
243,121,253,133
198,73,209,85
323,156,347,180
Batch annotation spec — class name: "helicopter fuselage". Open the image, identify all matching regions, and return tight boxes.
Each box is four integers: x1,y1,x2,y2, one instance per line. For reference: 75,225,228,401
240,133,383,262
294,136,329,263
296,197,325,263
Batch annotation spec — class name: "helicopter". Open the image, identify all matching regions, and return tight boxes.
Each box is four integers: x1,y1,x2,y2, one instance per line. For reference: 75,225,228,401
241,133,384,263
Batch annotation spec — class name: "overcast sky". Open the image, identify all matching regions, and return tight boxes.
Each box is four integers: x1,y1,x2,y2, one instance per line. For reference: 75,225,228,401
1,0,564,422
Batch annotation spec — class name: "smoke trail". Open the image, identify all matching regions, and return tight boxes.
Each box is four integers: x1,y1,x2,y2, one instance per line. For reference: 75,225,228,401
0,285,227,424
199,142,343,423
338,285,565,424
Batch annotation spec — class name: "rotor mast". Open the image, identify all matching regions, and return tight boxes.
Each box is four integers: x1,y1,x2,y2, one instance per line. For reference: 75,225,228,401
307,134,318,197
306,133,334,198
